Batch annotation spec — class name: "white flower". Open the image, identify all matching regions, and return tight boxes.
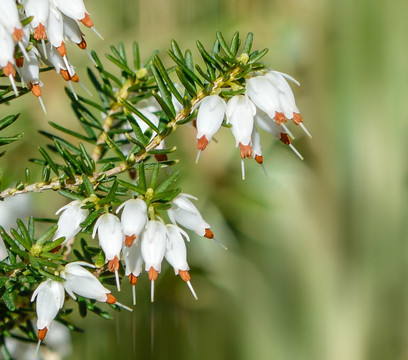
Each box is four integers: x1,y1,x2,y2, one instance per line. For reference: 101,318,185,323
53,0,94,29
92,213,124,291
25,0,49,40
226,95,256,158
61,262,115,303
0,24,18,96
31,279,65,341
116,198,148,247
167,193,213,238
165,224,198,300
53,200,89,246
196,95,226,151
123,240,144,305
251,125,263,164
62,14,86,49
0,0,24,42
141,220,167,302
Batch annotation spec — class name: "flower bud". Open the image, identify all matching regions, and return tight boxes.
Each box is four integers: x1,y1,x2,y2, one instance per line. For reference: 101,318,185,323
117,199,148,247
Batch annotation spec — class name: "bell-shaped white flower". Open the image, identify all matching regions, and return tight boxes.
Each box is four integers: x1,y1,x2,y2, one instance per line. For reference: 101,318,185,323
54,0,88,23
165,224,198,300
226,95,257,158
62,262,112,302
167,193,213,238
25,0,49,40
251,125,263,164
116,198,148,247
92,213,124,290
0,24,18,97
0,0,24,42
123,240,144,305
196,95,226,152
53,200,89,246
31,279,65,341
141,220,167,302
62,15,86,48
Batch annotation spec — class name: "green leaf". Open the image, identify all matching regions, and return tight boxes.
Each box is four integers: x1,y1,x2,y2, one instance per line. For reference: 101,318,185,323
82,174,95,195
153,55,183,105
106,54,134,76
98,180,119,205
41,236,66,253
103,133,127,162
58,190,86,201
248,48,269,64
152,90,176,121
243,32,254,54
152,188,181,202
36,225,58,246
0,134,23,146
80,210,100,229
38,146,60,175
1,290,15,311
119,98,160,133
49,121,96,143
151,62,175,117
0,114,19,131
118,180,145,195
230,31,241,56
9,228,31,251
175,67,197,97
38,268,65,282
216,31,234,58
16,219,32,247
133,42,140,69
155,171,179,193
168,51,204,87
149,163,160,189
170,40,184,61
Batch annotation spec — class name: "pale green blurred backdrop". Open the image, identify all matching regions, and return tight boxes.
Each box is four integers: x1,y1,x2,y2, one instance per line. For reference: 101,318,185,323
3,0,408,359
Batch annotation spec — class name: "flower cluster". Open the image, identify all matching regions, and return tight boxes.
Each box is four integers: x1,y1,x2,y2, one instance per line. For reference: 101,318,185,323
53,193,212,304
31,262,128,345
0,0,100,112
195,70,311,179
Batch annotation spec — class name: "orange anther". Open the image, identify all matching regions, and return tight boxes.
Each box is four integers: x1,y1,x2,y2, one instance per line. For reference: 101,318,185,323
148,267,158,281
80,13,94,28
279,133,291,145
30,84,41,98
197,135,208,151
255,155,263,164
274,112,286,126
125,234,136,247
239,143,253,159
15,57,24,68
106,293,117,304
12,28,24,42
204,228,214,239
34,23,47,40
71,74,79,83
60,69,70,81
78,38,87,49
56,42,67,57
129,273,138,286
178,270,191,282
3,62,15,77
38,328,48,341
292,113,303,125
108,255,120,272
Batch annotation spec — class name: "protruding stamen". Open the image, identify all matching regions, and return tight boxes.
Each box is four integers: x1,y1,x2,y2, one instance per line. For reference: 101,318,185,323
8,74,18,97
17,40,29,62
125,234,136,247
41,39,47,59
68,81,78,101
150,279,155,303
132,285,136,305
204,228,214,239
186,281,198,300
261,164,270,179
63,55,75,77
292,112,303,125
299,123,312,138
115,301,133,312
148,267,158,281
274,111,286,126
289,144,304,160
129,273,138,286
115,269,121,292
280,123,295,139
91,26,104,40
108,255,120,272
85,49,97,66
212,237,228,250
35,339,41,358
195,150,202,164
241,158,246,180
12,28,24,42
239,143,253,159
279,133,291,145
38,96,47,115
197,135,208,151
78,81,93,96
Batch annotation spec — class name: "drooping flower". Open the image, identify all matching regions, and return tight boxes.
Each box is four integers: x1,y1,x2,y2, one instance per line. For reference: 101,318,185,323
123,240,144,305
92,213,124,291
31,279,65,341
141,220,167,302
53,200,89,246
167,193,213,239
196,95,226,152
116,198,148,247
165,224,197,300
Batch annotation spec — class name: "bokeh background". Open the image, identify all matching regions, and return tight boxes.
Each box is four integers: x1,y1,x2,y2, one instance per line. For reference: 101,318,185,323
2,0,408,359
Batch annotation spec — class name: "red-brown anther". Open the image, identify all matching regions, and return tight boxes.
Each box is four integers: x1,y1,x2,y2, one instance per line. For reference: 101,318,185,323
34,23,47,40
274,111,286,126
78,38,87,49
3,62,16,77
239,143,253,159
178,270,191,282
125,234,136,247
128,168,137,180
197,135,208,151
255,155,263,164
154,154,168,162
38,328,48,341
204,228,214,239
15,57,24,68
279,133,291,145
106,293,117,304
12,28,24,42
71,74,79,83
56,42,67,57
292,112,303,125
108,255,120,272
129,273,138,286
60,69,70,81
80,13,94,28
30,84,41,98
148,267,158,281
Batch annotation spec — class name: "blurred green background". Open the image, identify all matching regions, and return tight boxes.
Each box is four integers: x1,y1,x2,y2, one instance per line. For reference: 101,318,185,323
3,0,408,359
